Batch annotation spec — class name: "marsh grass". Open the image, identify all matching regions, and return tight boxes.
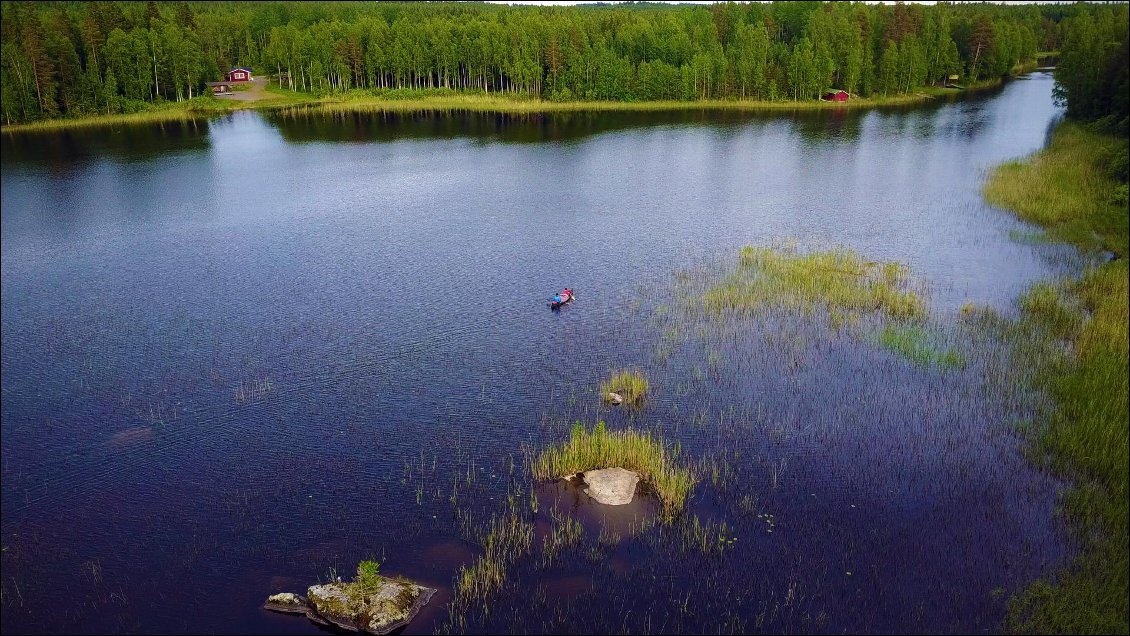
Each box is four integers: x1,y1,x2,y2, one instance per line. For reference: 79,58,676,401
530,421,697,515
274,89,991,121
600,369,649,405
983,123,1129,634
0,97,238,133
703,245,925,323
984,123,1129,257
876,325,965,369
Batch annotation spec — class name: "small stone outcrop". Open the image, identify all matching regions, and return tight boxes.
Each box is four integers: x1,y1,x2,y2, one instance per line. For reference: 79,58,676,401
263,592,306,614
582,467,640,505
606,392,624,405
264,577,436,635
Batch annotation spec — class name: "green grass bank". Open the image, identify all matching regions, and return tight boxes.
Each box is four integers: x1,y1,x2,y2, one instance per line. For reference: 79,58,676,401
3,79,1011,134
984,123,1129,634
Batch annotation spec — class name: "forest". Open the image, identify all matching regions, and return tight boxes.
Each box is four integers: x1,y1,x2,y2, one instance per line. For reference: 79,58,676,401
0,1,1114,125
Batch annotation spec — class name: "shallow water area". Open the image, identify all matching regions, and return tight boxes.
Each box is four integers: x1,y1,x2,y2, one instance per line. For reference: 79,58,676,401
1,72,1084,634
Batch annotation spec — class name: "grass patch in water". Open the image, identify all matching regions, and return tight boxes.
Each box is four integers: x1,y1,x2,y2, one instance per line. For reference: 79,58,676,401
877,325,965,369
600,369,649,405
703,245,925,322
530,421,696,516
982,122,1128,634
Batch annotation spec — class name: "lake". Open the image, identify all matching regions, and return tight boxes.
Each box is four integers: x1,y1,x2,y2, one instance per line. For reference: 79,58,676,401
1,72,1081,634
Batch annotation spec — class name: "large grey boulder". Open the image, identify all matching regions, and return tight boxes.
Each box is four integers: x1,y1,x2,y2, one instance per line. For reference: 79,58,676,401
264,577,436,635
582,468,640,505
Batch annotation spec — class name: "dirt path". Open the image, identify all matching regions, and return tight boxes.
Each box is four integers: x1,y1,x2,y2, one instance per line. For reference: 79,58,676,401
220,77,271,102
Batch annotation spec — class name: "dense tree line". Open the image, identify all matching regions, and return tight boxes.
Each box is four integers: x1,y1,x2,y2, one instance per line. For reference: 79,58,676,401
1052,3,1129,136
0,1,1090,124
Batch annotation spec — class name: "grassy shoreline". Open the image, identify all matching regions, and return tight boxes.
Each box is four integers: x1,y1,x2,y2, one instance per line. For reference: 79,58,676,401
984,123,1129,634
2,78,1009,134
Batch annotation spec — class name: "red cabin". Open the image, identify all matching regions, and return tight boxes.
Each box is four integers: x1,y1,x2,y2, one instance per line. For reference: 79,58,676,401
822,90,849,102
226,67,252,82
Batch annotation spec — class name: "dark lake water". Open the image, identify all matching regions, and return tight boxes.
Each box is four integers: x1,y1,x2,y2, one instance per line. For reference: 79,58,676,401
2,72,1082,634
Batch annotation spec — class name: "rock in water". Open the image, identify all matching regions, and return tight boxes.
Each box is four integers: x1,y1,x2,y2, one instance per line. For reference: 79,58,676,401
606,392,624,405
263,592,307,614
582,467,640,505
306,579,437,634
265,577,436,635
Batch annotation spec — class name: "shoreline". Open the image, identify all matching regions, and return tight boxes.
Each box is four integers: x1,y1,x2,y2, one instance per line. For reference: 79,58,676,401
983,122,1128,633
1,77,1012,134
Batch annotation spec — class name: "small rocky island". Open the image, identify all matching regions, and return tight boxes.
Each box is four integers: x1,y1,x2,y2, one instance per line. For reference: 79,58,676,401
264,562,436,634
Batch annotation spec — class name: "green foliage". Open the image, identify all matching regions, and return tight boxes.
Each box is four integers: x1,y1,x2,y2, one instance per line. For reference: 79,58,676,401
355,559,382,595
1,1,1073,126
1053,5,1129,133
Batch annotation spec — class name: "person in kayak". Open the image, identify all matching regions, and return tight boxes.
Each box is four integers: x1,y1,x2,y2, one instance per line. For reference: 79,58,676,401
562,288,572,300
553,293,562,304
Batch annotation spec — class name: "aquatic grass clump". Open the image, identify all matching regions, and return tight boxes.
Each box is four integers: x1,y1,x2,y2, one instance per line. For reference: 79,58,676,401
703,245,925,323
539,510,583,567
600,369,649,405
530,421,697,515
877,325,965,369
454,508,533,603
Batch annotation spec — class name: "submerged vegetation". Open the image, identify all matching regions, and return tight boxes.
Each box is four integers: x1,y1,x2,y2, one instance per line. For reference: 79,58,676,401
454,508,534,606
877,325,965,369
531,421,697,516
600,369,649,406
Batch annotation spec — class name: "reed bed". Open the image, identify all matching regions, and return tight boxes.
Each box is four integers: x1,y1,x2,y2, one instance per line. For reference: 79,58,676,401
1,98,237,133
703,245,926,323
600,369,649,405
530,421,697,515
272,87,997,121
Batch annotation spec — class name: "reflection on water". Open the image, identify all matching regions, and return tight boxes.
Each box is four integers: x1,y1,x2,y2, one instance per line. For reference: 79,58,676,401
1,119,211,166
0,72,1081,635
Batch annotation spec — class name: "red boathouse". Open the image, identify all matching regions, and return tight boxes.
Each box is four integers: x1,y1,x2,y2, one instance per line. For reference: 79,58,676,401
226,67,252,82
822,89,849,102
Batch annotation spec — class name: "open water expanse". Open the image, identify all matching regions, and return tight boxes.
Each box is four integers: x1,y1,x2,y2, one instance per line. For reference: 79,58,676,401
1,71,1087,634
